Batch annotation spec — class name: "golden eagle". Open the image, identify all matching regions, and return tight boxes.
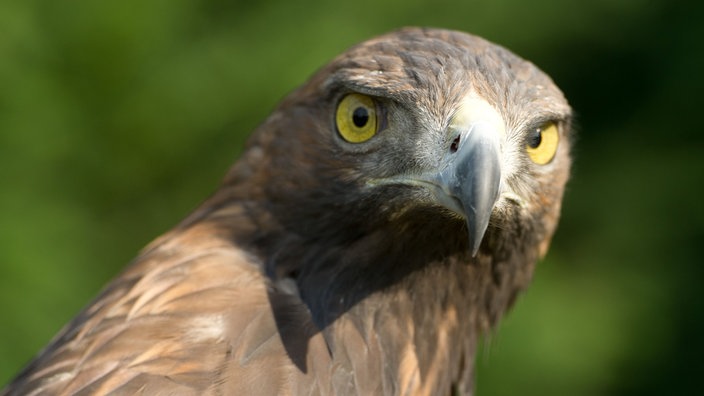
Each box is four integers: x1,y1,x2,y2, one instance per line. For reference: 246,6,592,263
3,27,572,395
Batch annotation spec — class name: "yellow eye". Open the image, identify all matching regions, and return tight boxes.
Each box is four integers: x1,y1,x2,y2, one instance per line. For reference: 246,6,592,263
336,93,378,143
526,122,559,165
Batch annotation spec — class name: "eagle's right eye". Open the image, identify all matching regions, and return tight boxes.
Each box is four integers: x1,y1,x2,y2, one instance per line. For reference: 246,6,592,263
336,93,379,143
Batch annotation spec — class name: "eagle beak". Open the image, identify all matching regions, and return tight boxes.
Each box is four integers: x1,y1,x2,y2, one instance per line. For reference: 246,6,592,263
432,122,502,255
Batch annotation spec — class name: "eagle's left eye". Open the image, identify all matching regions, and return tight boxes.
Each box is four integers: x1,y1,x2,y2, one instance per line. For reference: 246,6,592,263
336,93,379,143
526,122,559,165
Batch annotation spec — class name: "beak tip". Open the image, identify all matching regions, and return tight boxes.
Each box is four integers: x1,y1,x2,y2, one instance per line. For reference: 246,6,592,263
466,216,489,257
470,240,481,257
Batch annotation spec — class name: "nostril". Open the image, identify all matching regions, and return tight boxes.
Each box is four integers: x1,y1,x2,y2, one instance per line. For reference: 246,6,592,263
450,136,460,153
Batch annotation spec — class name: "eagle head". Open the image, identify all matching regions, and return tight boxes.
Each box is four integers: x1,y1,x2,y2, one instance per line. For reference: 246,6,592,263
216,27,572,327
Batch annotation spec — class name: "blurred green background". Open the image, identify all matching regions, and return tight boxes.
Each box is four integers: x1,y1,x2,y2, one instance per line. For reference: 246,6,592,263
1,0,702,394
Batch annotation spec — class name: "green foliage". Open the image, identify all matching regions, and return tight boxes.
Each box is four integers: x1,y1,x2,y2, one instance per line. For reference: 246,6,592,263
1,0,702,393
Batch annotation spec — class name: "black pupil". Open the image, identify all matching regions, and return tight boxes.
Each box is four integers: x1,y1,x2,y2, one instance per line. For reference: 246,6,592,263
528,129,542,148
352,107,369,128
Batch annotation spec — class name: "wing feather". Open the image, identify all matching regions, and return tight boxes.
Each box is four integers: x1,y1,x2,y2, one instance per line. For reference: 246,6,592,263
4,225,331,395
